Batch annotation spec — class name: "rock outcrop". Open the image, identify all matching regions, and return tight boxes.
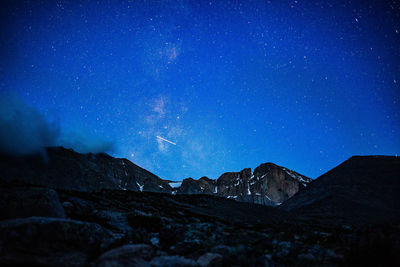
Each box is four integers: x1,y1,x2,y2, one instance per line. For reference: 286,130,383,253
0,187,66,220
174,163,312,206
0,216,122,266
177,177,217,195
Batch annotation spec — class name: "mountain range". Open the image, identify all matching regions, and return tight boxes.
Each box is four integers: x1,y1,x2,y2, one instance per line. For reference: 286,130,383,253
170,163,312,206
1,147,399,266
0,146,312,206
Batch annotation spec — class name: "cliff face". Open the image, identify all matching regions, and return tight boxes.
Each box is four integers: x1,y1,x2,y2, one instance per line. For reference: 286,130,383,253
177,177,217,194
252,163,311,204
174,163,312,206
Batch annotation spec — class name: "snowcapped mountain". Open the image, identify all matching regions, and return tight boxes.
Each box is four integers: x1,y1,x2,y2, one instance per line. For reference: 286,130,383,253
171,163,312,206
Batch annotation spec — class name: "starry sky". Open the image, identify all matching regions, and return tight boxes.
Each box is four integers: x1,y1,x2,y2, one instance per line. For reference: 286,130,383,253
0,0,399,180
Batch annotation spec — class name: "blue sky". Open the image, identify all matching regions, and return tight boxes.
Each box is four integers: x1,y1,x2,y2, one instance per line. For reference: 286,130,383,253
1,0,399,180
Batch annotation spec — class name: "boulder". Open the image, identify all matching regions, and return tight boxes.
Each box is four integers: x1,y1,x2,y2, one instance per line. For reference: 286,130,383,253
95,244,154,267
0,186,66,220
150,255,199,266
298,253,315,261
0,217,122,266
197,253,223,267
210,245,234,255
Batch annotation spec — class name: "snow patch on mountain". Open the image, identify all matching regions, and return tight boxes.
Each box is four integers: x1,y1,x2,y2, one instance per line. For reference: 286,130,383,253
136,182,144,192
282,168,311,186
168,182,182,188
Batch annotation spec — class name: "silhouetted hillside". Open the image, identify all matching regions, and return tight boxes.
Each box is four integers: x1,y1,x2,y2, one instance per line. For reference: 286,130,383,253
281,156,400,224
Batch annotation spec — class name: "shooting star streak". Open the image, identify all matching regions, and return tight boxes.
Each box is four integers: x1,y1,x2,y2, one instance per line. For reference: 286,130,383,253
156,136,176,145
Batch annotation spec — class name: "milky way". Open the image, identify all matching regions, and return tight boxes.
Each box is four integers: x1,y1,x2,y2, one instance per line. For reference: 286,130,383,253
0,0,399,180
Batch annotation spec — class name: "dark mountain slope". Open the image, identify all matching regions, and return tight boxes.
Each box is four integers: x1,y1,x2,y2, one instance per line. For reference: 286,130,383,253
281,156,400,224
0,146,172,193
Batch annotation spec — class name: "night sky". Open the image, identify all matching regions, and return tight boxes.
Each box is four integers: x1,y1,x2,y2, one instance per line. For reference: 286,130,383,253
1,0,399,180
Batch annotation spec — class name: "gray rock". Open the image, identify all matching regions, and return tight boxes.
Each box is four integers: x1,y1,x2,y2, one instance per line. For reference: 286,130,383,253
62,201,74,209
211,245,234,255
298,253,315,261
150,236,160,246
0,217,122,266
177,177,216,195
197,253,223,267
275,241,292,258
325,249,344,260
95,244,154,267
263,254,273,267
0,187,66,220
307,245,322,256
92,210,132,233
150,256,199,267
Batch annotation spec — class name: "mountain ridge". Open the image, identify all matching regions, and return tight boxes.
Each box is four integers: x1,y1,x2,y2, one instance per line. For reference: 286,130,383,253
0,146,312,206
172,162,312,206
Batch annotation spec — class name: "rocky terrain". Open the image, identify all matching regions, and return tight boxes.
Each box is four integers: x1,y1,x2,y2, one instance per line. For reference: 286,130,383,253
0,146,172,193
173,163,312,206
0,146,311,206
1,148,400,266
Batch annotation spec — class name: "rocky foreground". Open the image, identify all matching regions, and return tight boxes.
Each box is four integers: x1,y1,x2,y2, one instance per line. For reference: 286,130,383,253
2,183,398,267
1,151,400,266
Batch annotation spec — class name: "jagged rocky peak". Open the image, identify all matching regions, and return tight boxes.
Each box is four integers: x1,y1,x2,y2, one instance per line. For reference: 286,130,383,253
177,178,201,194
250,162,312,204
217,168,252,199
174,163,312,206
176,176,216,195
